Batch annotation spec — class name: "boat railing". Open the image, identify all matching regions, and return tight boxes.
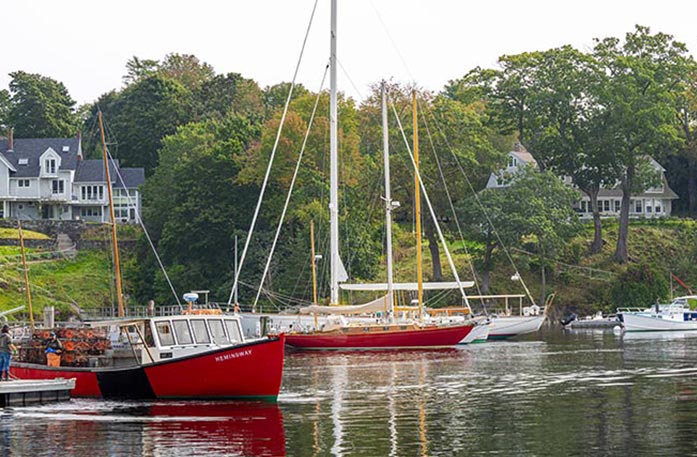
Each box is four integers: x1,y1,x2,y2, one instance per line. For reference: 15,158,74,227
465,294,533,317
616,307,649,313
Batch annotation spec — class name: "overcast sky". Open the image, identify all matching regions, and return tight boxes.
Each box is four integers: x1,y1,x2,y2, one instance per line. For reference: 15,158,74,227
3,0,696,105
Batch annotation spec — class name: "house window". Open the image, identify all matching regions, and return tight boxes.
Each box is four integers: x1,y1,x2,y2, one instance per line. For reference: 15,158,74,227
80,207,102,217
51,180,64,194
81,185,104,201
655,204,662,213
580,201,587,212
44,159,56,174
507,156,516,168
604,200,610,212
614,200,621,212
18,179,30,188
646,205,652,213
635,200,642,213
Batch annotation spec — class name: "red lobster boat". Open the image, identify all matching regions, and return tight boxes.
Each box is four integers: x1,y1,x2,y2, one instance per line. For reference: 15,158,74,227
284,321,473,350
13,312,285,400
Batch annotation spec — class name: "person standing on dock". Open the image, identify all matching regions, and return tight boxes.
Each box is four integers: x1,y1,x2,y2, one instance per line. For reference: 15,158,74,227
0,325,16,381
45,332,63,367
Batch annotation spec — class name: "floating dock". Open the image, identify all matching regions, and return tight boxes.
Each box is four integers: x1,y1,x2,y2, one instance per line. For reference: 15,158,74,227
0,378,75,407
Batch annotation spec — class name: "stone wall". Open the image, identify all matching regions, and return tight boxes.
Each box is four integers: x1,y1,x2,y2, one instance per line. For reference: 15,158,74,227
0,220,87,244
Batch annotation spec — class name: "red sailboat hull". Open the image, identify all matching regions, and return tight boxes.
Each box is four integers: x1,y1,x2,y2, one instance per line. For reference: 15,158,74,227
285,323,473,349
12,335,285,400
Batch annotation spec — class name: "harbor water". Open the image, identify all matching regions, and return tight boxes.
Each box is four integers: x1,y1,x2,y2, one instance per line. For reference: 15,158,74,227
3,330,697,456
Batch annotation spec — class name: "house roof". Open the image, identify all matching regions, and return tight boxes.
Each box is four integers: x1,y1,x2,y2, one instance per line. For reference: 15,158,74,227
115,168,145,189
0,138,81,177
74,159,119,183
589,177,679,200
74,160,145,189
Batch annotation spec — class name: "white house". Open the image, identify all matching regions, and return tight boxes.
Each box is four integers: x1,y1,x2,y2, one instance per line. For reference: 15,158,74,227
486,144,679,219
0,130,144,223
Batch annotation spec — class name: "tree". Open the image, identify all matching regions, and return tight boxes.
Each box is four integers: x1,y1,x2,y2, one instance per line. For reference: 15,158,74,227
0,89,9,130
593,26,690,262
462,167,581,303
140,114,262,303
7,71,77,138
85,74,192,173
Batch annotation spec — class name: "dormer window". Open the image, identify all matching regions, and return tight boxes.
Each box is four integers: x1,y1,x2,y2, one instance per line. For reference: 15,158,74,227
45,158,56,174
507,156,517,168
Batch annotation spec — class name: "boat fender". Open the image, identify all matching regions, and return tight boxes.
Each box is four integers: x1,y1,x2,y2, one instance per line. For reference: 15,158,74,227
523,306,531,317
530,304,541,316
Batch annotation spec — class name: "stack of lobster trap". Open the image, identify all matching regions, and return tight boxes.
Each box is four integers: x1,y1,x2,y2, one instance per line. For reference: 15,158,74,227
18,327,112,367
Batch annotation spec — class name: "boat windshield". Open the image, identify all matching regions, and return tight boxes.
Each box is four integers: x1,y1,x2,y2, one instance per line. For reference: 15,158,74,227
155,321,175,346
225,319,243,343
209,319,228,345
172,320,193,345
191,319,211,344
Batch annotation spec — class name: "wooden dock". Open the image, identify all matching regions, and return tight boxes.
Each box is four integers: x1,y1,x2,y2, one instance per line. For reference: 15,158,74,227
0,378,76,407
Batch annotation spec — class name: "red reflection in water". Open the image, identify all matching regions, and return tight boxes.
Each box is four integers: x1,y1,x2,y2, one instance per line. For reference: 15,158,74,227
146,401,285,456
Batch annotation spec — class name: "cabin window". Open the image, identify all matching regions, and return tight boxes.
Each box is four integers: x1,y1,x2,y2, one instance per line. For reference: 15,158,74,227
208,319,228,344
224,320,242,343
191,319,211,344
172,320,193,345
155,321,175,346
142,324,154,346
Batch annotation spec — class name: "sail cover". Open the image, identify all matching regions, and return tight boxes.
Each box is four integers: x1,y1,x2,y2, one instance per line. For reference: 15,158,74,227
339,281,474,291
299,294,393,315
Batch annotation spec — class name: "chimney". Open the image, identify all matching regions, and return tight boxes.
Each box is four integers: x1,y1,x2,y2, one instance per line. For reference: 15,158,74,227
7,128,13,151
76,130,83,160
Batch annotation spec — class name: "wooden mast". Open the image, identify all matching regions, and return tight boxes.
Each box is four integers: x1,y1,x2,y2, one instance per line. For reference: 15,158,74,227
18,220,34,331
98,111,125,318
413,90,423,323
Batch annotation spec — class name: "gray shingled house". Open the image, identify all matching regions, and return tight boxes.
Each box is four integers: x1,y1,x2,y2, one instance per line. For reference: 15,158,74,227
0,131,144,222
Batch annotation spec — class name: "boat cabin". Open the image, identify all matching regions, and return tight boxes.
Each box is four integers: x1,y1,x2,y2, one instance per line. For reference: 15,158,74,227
87,313,248,364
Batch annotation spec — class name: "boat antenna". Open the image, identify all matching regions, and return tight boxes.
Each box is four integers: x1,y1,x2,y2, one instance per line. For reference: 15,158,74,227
98,111,125,318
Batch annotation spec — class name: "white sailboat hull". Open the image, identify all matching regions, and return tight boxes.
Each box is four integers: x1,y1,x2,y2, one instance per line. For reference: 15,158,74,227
621,312,697,332
458,323,490,344
488,315,545,339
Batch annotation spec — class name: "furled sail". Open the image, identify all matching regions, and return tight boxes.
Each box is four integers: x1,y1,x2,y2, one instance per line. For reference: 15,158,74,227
339,281,474,291
299,294,393,315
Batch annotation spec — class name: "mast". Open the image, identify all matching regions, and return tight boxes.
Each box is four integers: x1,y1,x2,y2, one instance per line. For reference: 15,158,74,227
18,220,34,331
329,0,340,304
98,111,125,318
413,90,423,322
311,220,319,329
311,220,318,305
382,82,394,313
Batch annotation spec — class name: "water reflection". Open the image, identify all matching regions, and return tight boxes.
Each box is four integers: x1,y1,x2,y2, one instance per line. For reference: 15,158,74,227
1,400,285,456
3,333,697,455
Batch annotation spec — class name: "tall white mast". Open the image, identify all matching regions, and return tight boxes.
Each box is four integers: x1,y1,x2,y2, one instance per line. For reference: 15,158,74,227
329,0,340,304
382,82,394,310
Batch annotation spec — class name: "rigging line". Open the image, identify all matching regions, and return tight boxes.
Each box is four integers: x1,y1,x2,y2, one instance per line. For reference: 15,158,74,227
104,145,181,306
228,0,320,306
422,104,538,307
337,58,365,100
419,100,488,312
366,0,416,83
388,95,471,311
253,63,330,309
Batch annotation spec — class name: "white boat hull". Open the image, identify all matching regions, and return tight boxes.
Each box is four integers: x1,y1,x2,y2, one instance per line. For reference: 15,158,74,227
458,323,490,344
621,312,697,332
488,315,545,339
